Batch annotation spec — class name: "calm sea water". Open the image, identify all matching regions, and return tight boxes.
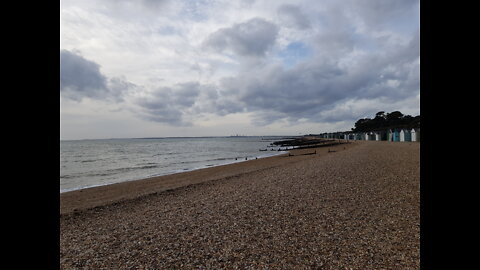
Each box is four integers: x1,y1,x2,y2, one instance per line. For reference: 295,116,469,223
60,136,290,193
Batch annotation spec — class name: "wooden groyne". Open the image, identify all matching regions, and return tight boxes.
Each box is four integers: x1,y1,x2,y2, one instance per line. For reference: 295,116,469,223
271,137,347,150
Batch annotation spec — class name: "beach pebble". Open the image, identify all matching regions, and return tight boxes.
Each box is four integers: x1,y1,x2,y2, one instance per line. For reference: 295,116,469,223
60,141,419,269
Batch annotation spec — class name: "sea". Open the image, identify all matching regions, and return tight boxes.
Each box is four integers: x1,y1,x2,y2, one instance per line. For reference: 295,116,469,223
60,136,291,193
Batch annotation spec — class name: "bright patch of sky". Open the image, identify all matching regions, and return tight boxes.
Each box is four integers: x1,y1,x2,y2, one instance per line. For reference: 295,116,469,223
277,42,313,68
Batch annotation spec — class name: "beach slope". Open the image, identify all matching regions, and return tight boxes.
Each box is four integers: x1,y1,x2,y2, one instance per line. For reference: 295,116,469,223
60,141,419,269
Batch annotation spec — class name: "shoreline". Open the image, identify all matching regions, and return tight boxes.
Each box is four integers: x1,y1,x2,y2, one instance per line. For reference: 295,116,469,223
60,140,355,215
60,150,288,194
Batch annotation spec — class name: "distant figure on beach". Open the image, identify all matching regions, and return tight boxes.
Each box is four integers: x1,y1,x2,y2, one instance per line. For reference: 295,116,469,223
245,157,247,160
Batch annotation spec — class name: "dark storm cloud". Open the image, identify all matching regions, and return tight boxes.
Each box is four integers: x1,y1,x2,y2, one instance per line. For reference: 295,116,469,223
277,4,311,30
60,50,132,102
204,18,279,57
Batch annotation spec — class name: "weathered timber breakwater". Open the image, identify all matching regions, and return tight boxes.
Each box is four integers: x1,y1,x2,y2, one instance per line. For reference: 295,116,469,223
270,136,347,150
60,141,419,269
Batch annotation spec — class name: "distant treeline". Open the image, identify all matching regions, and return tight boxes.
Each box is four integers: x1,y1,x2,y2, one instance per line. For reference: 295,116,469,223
352,111,420,132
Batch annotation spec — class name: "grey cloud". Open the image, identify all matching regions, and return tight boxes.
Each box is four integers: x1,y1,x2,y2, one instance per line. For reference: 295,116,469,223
346,0,418,29
131,26,418,127
108,0,171,9
204,18,279,57
60,50,132,102
314,30,355,56
133,30,418,127
277,4,311,30
214,33,419,125
60,49,108,101
135,82,206,126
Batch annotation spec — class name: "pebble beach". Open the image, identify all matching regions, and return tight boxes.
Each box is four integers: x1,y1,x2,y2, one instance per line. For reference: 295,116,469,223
60,140,420,269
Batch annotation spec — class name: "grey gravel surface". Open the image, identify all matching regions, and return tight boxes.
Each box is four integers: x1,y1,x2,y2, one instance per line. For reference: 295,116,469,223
60,141,420,269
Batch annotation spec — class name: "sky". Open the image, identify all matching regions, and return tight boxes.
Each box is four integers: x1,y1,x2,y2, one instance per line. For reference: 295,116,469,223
60,0,420,140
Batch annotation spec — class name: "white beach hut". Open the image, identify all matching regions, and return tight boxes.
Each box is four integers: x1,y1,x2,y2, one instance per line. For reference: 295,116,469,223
411,128,420,142
400,129,412,142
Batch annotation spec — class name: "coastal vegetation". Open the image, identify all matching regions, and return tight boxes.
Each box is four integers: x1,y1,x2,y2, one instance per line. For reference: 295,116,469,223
352,111,420,132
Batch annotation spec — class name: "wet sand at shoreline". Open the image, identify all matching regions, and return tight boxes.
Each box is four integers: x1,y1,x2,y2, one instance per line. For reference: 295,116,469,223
60,140,419,269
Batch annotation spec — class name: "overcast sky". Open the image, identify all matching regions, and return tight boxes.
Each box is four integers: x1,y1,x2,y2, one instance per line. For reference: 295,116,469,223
60,0,419,140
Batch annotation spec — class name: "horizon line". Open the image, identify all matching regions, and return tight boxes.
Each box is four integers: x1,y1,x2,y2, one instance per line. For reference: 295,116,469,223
60,134,304,141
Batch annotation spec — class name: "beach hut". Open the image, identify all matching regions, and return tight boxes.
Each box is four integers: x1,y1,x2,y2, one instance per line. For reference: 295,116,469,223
366,132,375,141
393,129,400,142
388,129,400,142
382,130,388,141
411,128,420,142
375,130,387,141
400,129,412,142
